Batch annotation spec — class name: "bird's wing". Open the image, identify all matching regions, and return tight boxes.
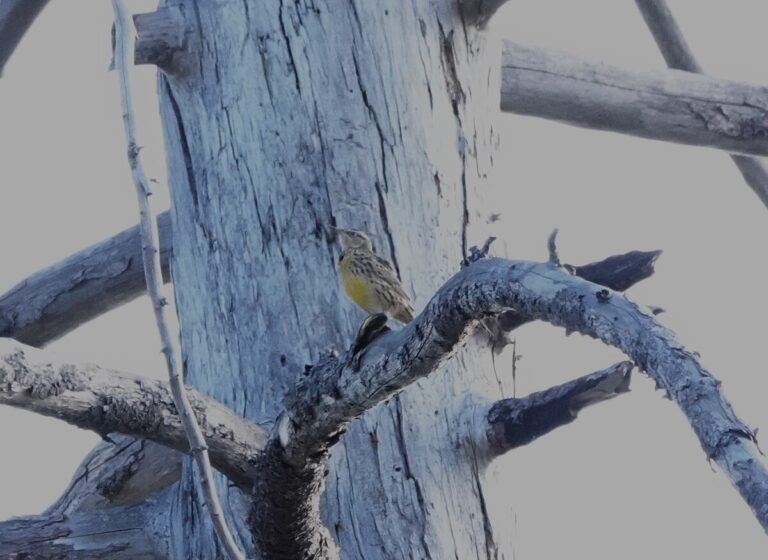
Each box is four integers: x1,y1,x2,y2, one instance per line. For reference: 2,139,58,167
371,254,412,303
372,253,396,273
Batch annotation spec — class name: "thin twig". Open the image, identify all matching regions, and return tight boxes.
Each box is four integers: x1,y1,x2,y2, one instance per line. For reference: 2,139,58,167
547,228,560,265
634,0,768,210
110,2,246,559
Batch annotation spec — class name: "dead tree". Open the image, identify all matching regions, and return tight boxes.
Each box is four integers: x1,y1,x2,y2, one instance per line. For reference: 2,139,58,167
1,1,767,558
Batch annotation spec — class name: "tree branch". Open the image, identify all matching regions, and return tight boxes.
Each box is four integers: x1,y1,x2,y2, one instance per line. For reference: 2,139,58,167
0,339,267,490
459,0,512,27
50,436,182,512
634,0,768,210
494,248,662,335
486,361,633,456
0,212,171,347
251,254,768,557
500,41,768,157
133,7,188,74
0,0,50,77
0,490,172,559
111,2,245,557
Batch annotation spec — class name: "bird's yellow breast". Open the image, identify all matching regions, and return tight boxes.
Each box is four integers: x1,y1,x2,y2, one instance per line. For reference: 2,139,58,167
337,254,379,312
340,273,373,310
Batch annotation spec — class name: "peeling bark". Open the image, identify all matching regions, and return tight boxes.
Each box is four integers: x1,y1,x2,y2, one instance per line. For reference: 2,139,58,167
501,41,768,157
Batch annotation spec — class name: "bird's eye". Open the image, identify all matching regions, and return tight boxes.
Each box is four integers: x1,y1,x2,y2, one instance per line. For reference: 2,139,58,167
338,254,345,262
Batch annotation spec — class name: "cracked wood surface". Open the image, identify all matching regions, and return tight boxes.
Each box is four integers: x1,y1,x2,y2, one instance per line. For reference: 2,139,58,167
0,212,171,347
157,1,505,557
501,41,768,157
0,339,267,490
0,490,172,560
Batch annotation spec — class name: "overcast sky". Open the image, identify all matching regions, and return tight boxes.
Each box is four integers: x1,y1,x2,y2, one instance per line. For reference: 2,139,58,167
1,1,767,558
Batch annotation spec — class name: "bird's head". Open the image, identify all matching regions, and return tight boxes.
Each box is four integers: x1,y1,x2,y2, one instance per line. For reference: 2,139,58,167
333,228,373,251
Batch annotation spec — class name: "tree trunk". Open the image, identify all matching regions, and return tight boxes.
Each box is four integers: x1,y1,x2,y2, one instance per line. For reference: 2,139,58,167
154,0,504,557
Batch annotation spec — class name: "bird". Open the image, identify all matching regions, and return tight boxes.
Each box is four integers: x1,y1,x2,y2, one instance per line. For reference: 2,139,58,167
333,228,415,324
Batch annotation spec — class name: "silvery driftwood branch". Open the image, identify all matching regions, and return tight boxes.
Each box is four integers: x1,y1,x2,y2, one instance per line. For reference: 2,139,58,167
501,41,768,158
0,339,268,489
0,212,171,347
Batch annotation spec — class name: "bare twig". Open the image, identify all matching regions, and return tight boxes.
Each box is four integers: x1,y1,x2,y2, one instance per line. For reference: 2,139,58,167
547,228,560,265
463,236,497,267
110,2,245,558
500,42,768,157
634,0,768,210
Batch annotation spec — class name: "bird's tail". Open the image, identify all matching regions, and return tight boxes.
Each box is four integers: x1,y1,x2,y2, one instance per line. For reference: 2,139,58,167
393,304,415,324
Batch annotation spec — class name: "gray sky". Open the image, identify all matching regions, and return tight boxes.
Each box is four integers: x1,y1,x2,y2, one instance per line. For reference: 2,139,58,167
1,1,767,558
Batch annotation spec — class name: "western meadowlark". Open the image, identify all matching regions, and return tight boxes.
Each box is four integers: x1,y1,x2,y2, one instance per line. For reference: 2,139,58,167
334,228,415,324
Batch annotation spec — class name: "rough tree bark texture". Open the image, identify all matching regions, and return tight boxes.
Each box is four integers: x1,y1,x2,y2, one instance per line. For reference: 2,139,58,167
157,1,504,557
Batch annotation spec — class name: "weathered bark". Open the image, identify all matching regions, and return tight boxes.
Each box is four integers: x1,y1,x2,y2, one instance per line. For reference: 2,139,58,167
501,42,768,157
249,255,768,552
251,344,631,558
486,361,633,455
0,339,267,489
459,0,513,27
156,1,507,557
0,438,177,559
0,212,171,347
634,0,768,210
0,238,659,557
50,437,181,511
0,436,177,558
0,0,50,76
5,247,765,553
133,8,187,73
7,0,760,556
0,492,172,560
